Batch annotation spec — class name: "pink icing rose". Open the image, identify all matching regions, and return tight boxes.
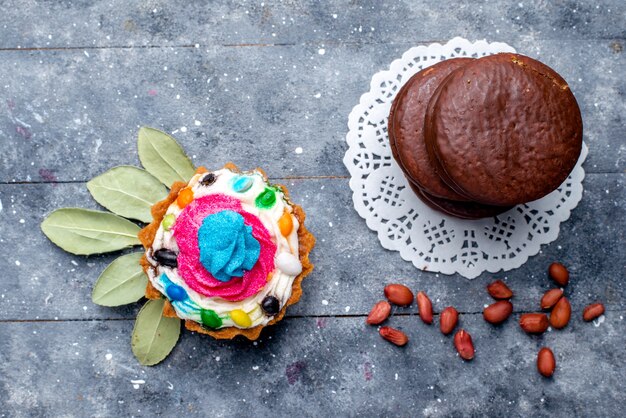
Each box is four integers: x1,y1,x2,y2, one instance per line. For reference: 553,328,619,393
172,194,276,301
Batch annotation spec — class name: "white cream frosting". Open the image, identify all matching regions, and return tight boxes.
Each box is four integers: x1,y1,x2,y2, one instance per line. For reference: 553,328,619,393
145,168,301,329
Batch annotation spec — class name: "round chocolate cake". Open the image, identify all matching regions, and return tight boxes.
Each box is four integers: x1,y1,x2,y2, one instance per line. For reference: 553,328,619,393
389,52,583,217
424,53,583,206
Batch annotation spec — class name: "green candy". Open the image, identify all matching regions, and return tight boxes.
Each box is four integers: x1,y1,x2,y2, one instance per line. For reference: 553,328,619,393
255,188,276,209
162,213,176,231
200,309,222,329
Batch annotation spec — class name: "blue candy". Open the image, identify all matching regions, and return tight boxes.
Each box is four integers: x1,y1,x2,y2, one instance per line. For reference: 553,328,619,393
232,176,254,193
158,274,199,316
166,283,188,301
160,273,188,301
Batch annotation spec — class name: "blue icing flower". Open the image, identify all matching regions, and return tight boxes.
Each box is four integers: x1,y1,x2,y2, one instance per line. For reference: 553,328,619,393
197,210,260,282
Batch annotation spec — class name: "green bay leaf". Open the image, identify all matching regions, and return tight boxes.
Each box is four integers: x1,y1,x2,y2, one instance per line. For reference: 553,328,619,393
92,252,148,306
87,166,167,223
137,127,195,187
131,298,181,366
41,208,141,255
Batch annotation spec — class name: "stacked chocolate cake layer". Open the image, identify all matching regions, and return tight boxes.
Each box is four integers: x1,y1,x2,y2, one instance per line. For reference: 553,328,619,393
388,53,583,219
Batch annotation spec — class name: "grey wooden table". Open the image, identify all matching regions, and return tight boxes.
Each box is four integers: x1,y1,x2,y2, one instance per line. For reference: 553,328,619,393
0,1,624,417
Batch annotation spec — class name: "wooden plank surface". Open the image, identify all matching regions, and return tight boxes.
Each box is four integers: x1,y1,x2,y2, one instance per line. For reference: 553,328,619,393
0,0,624,48
0,39,624,183
0,173,624,320
0,0,624,416
1,315,624,417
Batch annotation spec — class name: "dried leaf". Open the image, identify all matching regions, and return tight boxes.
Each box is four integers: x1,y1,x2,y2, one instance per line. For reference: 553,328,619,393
131,298,181,366
137,127,195,187
92,252,148,306
87,166,167,223
41,208,141,255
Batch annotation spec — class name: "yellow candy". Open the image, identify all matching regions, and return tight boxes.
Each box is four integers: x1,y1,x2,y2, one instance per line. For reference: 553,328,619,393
278,210,293,237
177,188,194,208
230,309,252,328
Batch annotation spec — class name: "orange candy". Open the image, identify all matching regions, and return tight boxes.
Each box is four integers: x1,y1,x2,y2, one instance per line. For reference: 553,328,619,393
278,210,293,236
176,188,194,208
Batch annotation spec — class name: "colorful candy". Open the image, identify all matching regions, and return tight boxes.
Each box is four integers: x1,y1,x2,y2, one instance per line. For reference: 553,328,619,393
276,252,302,276
278,210,293,236
161,213,175,231
261,295,280,315
176,188,194,208
255,188,276,209
232,176,254,193
149,168,305,332
165,283,187,301
153,248,178,268
230,309,252,327
200,172,217,186
200,308,222,328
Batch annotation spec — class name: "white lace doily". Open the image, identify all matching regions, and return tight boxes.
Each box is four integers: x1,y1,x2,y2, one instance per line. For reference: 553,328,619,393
343,37,588,279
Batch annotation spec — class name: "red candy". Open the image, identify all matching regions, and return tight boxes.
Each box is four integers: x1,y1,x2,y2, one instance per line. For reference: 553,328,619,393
172,194,276,301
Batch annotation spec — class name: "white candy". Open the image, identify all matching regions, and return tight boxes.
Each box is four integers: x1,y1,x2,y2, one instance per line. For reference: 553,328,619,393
276,252,302,276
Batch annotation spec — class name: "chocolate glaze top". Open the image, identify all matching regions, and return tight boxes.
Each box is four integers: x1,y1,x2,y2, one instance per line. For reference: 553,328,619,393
425,53,583,206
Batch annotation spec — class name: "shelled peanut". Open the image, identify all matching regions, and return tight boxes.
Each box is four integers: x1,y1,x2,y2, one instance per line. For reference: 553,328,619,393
364,261,605,378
